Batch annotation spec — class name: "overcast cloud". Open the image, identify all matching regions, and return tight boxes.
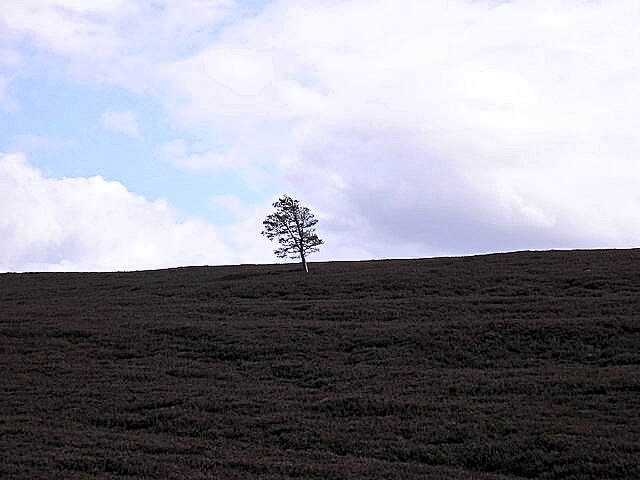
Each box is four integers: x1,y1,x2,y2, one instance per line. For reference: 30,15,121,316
1,0,639,271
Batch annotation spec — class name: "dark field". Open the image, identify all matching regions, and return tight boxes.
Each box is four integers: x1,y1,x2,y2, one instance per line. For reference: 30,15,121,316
1,249,640,479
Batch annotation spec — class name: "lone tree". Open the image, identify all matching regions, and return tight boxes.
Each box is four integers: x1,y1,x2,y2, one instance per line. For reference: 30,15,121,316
261,195,323,273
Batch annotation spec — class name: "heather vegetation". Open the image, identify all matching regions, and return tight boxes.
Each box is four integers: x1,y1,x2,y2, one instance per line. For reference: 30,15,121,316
1,249,639,479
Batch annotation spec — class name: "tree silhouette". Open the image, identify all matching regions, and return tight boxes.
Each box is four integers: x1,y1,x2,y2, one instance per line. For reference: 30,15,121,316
261,195,323,273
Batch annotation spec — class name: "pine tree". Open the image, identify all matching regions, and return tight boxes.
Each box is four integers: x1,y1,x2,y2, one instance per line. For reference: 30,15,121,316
261,195,323,273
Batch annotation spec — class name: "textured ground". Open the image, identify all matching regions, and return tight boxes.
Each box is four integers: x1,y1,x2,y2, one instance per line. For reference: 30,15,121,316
1,249,639,479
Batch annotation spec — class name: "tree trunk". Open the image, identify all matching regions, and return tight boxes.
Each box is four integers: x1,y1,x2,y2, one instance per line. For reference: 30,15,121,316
295,215,308,273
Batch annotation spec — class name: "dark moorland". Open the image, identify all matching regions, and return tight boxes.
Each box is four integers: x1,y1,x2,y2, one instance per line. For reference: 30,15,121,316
1,249,639,479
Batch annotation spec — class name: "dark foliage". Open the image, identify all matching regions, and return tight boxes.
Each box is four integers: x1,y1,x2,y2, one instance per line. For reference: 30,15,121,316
1,249,639,479
262,195,323,272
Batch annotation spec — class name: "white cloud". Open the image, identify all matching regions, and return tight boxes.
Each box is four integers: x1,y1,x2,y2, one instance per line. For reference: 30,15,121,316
100,108,141,138
0,0,128,57
159,0,640,257
0,153,272,272
211,194,252,220
0,0,239,89
157,139,233,171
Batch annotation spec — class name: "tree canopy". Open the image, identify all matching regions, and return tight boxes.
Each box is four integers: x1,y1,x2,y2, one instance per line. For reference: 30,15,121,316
261,195,323,272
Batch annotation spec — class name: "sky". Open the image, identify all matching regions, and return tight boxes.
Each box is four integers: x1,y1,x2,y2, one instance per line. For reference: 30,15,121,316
1,0,639,272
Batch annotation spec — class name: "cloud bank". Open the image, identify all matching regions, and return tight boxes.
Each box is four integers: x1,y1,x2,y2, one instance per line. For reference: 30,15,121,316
161,0,640,257
0,153,272,272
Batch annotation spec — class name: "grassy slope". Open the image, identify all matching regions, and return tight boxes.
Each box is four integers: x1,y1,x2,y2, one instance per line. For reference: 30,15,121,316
1,249,639,479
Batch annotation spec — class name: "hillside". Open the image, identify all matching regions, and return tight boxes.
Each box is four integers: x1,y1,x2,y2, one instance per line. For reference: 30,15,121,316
1,249,639,479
